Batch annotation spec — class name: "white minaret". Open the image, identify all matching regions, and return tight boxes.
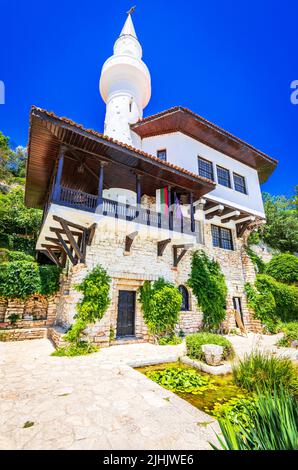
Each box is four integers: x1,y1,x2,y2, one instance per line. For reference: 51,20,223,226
99,12,151,145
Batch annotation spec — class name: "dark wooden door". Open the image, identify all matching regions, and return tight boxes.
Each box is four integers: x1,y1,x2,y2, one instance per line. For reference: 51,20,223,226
117,290,136,337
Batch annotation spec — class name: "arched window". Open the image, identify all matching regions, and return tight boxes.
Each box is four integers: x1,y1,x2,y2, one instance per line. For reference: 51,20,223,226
178,285,189,311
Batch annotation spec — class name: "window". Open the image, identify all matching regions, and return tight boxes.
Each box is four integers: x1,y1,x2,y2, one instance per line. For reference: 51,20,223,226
233,173,247,194
178,285,189,311
211,225,234,250
157,149,167,161
217,165,231,188
198,157,214,180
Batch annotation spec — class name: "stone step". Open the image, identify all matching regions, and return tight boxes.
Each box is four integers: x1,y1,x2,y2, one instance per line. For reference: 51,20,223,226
110,337,146,346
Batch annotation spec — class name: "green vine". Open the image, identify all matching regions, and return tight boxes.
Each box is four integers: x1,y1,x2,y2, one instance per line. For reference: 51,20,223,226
62,265,111,350
139,277,182,339
188,250,227,330
245,246,265,273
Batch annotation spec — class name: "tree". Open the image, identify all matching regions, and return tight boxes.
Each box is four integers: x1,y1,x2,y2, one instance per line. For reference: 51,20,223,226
249,191,298,254
0,131,10,180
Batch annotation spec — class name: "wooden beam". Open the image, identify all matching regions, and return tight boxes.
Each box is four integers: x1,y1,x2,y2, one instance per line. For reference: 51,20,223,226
157,238,171,257
41,245,63,267
173,244,193,267
40,249,60,266
49,227,82,237
237,220,252,238
235,215,255,225
205,204,224,219
57,218,84,261
87,223,97,246
45,236,70,245
125,231,138,252
220,210,241,223
52,215,86,232
54,231,76,265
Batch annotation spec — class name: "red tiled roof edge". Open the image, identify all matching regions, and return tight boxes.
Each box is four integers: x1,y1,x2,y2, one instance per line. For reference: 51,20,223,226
30,105,215,186
131,105,278,165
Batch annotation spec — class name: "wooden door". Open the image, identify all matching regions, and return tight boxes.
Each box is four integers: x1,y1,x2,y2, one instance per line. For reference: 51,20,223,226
117,290,136,337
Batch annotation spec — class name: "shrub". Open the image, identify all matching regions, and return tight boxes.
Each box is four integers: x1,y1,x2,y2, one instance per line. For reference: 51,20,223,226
277,322,298,347
212,387,298,450
232,352,298,396
51,342,99,357
188,250,227,329
186,332,234,361
139,278,182,337
157,333,182,345
0,260,60,299
145,367,216,394
256,274,298,323
64,265,111,344
246,274,298,325
0,248,35,263
265,253,298,285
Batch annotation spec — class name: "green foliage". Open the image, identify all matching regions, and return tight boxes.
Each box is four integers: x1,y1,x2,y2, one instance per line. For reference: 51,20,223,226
0,261,60,299
265,253,298,285
139,278,182,337
249,191,298,254
39,265,61,296
51,342,99,357
277,322,298,347
0,248,34,263
232,352,298,396
245,281,279,333
145,367,216,395
211,395,256,432
64,265,111,344
245,246,265,273
246,274,298,328
8,313,19,324
185,332,234,361
157,333,183,345
188,250,227,329
212,387,298,450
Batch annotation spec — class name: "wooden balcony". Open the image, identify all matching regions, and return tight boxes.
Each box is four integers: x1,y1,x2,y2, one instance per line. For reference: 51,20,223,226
52,186,202,240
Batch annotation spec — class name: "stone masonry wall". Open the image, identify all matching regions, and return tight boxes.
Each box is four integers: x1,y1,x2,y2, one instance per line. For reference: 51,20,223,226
55,215,260,346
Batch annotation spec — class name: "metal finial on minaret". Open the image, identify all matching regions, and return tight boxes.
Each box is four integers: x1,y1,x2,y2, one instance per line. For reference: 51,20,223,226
127,6,136,15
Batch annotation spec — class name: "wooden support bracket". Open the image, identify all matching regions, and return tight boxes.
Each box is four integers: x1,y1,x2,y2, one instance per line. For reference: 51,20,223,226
157,238,171,257
125,231,138,253
173,244,194,267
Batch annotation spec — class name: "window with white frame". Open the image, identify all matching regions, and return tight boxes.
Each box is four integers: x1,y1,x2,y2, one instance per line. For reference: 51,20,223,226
216,165,231,188
198,157,214,180
233,173,247,194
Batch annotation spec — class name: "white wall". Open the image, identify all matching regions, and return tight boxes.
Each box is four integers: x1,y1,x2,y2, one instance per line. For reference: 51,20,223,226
140,132,265,217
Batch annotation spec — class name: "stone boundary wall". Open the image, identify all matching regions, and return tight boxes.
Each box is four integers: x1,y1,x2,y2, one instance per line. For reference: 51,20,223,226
0,294,59,329
0,327,47,342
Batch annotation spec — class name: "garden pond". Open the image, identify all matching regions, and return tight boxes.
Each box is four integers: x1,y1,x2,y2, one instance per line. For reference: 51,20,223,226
136,361,253,419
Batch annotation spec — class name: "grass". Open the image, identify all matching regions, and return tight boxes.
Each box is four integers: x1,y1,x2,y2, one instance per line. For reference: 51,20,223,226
277,322,298,347
232,351,298,396
212,387,298,450
186,332,234,361
157,334,182,345
51,342,99,357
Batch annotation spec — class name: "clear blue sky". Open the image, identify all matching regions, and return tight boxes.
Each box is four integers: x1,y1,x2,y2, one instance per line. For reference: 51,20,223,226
0,0,297,196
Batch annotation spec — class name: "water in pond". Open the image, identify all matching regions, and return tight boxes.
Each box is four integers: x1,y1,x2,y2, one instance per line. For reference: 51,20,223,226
136,361,246,415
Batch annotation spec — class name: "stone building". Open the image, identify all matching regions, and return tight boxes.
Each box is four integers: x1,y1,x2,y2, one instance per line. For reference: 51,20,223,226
24,13,277,346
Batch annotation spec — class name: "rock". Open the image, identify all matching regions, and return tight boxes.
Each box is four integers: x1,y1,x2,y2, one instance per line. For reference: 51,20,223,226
201,344,224,366
290,340,298,348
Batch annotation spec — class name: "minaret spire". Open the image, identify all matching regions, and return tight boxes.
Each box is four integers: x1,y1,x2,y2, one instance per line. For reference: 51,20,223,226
99,11,151,145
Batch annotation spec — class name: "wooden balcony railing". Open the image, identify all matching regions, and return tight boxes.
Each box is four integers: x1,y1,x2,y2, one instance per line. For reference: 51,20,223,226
53,186,202,239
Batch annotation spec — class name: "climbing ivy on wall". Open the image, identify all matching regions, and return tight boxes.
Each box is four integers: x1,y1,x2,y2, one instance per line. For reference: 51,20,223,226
139,278,182,338
64,265,111,344
188,250,227,330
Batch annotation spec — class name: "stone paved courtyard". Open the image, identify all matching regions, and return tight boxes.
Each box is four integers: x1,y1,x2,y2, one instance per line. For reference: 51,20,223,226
0,339,219,450
1,333,297,450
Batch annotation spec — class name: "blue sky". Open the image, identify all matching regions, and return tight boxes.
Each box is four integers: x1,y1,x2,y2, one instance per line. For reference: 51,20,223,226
0,0,297,196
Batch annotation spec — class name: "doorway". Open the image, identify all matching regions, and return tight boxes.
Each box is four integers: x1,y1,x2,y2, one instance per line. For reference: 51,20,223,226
117,290,136,337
